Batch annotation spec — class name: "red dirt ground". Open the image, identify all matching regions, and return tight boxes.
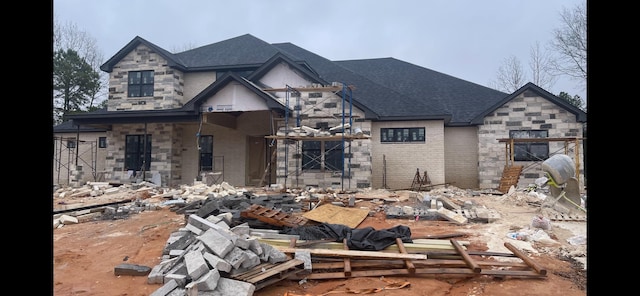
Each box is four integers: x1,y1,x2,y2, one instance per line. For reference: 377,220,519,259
53,189,587,296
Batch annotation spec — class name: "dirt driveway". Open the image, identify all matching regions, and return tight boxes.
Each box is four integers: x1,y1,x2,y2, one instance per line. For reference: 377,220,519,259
53,186,586,296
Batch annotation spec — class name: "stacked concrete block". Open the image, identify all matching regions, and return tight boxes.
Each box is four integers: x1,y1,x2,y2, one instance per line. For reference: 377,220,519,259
148,214,289,296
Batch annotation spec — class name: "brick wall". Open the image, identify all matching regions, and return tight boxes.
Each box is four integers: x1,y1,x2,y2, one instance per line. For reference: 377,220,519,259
370,120,445,190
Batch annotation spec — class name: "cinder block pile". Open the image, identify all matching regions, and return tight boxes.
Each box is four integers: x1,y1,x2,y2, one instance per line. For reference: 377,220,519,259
147,213,289,296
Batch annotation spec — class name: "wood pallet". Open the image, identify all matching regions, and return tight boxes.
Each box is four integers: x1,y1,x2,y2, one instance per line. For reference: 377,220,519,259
241,204,308,228
498,165,523,193
278,239,546,280
230,259,305,290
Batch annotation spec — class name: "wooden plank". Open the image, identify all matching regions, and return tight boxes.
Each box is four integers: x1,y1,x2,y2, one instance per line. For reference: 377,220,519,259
342,238,351,277
276,247,428,260
245,259,304,283
451,239,480,273
290,267,546,280
503,242,547,275
396,238,415,273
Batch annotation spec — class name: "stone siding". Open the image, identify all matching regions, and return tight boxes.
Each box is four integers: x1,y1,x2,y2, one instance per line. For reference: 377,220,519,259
107,44,184,111
274,89,372,190
478,91,585,191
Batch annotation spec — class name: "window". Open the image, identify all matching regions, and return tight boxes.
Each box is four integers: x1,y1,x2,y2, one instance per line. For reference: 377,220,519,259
67,140,76,148
302,141,343,171
510,130,549,161
125,134,152,171
199,135,213,172
98,137,107,148
380,128,425,143
128,70,154,97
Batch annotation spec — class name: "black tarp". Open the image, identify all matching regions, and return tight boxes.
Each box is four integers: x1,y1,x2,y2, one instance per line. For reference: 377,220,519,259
282,223,412,251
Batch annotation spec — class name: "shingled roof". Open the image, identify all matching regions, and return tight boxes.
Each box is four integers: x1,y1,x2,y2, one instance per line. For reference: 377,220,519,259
84,34,583,128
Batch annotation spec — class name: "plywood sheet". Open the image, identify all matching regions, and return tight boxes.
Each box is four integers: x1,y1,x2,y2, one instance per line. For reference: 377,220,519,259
302,204,369,228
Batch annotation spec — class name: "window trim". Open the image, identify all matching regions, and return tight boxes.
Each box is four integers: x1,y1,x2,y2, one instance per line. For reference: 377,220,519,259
380,127,425,143
510,130,549,161
124,134,152,171
128,70,154,97
302,140,343,171
98,137,107,148
198,135,213,172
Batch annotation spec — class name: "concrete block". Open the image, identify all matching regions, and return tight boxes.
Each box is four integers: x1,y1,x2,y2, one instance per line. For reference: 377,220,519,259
203,252,232,273
113,263,152,276
213,277,255,296
148,257,179,284
230,222,251,236
184,250,209,280
193,269,220,291
436,207,468,224
59,214,79,225
149,279,179,296
197,228,234,258
223,247,248,270
295,250,312,270
164,273,187,286
188,214,238,243
259,242,288,263
241,250,261,269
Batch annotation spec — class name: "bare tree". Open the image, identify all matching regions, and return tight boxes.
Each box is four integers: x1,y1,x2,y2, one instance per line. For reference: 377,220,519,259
171,42,199,53
53,14,107,111
548,2,587,90
489,55,526,93
529,41,557,90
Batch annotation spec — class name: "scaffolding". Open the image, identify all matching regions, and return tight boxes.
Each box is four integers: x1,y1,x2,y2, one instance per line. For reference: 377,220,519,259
264,83,367,191
53,136,100,186
497,137,585,190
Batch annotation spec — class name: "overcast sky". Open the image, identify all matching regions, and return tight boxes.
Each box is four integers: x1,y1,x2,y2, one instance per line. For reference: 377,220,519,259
53,0,586,102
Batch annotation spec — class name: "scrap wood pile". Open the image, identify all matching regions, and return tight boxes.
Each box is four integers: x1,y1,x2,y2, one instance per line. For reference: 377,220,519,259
251,228,547,281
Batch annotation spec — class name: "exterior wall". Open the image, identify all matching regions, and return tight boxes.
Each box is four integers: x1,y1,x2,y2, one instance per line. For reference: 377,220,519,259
444,126,479,189
370,120,445,190
102,123,181,187
183,71,217,103
107,44,184,111
274,89,372,190
53,132,107,186
478,91,585,191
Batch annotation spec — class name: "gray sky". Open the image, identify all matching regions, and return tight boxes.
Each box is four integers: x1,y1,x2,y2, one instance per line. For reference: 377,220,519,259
53,0,586,102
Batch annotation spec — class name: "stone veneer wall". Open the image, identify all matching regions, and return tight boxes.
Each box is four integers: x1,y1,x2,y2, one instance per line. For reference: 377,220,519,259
274,90,372,190
477,91,585,191
107,44,184,111
103,123,181,187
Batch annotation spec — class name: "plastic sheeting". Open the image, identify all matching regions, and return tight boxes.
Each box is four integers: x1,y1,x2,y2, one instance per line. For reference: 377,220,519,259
282,223,412,251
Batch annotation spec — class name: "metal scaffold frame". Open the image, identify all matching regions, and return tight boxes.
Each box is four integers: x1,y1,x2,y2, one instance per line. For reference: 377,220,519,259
265,83,361,191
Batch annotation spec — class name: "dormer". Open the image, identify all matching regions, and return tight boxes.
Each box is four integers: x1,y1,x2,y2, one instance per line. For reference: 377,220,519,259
100,36,186,111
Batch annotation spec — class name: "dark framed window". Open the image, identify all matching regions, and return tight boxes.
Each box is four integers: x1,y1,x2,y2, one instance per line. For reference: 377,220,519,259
67,140,76,148
128,70,154,97
199,135,213,172
380,128,425,143
125,134,152,171
98,137,107,148
302,141,343,171
510,130,549,161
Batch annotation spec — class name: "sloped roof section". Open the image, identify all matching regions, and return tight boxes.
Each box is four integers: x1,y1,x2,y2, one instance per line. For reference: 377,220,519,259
182,72,289,114
336,58,509,125
174,34,280,70
272,43,451,121
470,82,587,124
100,36,184,72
